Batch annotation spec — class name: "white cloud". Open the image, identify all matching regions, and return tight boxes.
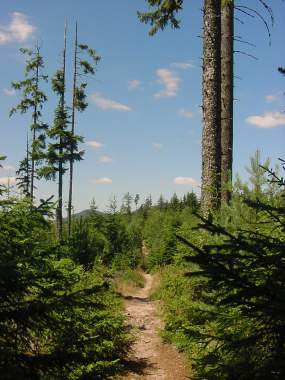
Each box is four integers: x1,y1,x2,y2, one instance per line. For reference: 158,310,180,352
91,93,131,111
0,165,15,171
0,176,16,185
99,155,113,163
246,112,285,128
128,79,141,90
152,142,163,150
93,177,113,184
174,177,200,186
170,62,194,70
3,88,16,96
178,108,194,118
85,140,104,149
154,69,180,99
0,12,36,45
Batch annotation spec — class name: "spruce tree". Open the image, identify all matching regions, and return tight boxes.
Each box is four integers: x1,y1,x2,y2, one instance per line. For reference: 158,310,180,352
246,149,270,199
138,0,222,213
67,23,100,237
39,24,83,241
138,1,272,212
221,0,234,203
121,192,133,214
200,0,222,213
10,45,48,201
157,194,166,210
178,160,285,378
170,192,180,210
134,193,140,209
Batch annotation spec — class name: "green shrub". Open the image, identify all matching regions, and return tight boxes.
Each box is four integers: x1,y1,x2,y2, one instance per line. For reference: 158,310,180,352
155,162,285,379
0,199,130,379
115,268,145,289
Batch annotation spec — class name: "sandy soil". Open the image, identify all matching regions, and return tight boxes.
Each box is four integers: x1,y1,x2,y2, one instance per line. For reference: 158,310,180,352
118,272,191,380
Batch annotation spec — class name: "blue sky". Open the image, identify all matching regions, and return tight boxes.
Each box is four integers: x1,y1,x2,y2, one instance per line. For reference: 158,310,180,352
0,0,284,211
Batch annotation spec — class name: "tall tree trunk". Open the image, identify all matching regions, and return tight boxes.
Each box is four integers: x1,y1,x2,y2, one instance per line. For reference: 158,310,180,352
221,0,234,203
26,133,30,196
31,128,36,200
31,48,39,201
201,0,222,214
68,22,78,238
57,23,67,242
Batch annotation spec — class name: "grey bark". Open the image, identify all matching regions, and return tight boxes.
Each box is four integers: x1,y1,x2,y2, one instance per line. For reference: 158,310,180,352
31,47,40,201
201,0,222,214
68,22,78,238
57,23,67,242
221,0,234,203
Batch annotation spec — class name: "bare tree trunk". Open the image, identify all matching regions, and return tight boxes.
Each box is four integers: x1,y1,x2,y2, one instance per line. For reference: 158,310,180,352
57,22,67,242
201,0,222,214
221,0,234,203
68,22,78,238
26,133,30,196
30,127,36,200
31,47,39,201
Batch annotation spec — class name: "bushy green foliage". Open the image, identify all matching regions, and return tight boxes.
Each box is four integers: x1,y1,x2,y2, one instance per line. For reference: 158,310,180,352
154,161,285,379
0,198,130,379
138,0,183,36
69,213,107,270
69,209,142,271
115,269,145,289
142,196,199,269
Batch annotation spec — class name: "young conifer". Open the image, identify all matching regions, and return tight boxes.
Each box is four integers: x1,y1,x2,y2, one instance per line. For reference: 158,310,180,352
16,134,32,197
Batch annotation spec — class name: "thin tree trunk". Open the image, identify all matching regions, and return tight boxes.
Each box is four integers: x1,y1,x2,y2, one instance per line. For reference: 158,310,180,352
31,49,39,201
201,0,222,214
31,128,36,200
26,133,30,196
57,22,67,242
221,0,234,203
68,22,78,238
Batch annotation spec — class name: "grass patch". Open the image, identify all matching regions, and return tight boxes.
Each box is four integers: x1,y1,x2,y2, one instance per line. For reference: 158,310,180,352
114,269,145,296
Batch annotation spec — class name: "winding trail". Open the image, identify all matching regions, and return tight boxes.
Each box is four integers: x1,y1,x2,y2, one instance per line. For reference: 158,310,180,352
119,272,191,379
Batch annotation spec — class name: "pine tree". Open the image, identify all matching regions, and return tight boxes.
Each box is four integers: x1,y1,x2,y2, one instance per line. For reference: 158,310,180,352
144,194,153,209
121,192,133,214
178,160,285,378
220,0,272,204
134,193,140,209
39,24,83,241
157,194,166,210
246,149,270,199
184,191,199,211
10,45,48,201
138,0,222,213
201,0,221,213
67,23,100,237
170,192,180,210
138,1,272,212
108,195,118,214
221,0,234,203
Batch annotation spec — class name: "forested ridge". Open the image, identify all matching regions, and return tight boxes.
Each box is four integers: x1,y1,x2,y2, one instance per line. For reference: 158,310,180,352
0,1,284,379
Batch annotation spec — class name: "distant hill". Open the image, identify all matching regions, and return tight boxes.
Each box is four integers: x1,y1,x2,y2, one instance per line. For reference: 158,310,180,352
68,209,105,220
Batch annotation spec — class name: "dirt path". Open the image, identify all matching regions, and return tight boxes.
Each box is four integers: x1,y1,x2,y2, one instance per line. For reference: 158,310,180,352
119,272,191,379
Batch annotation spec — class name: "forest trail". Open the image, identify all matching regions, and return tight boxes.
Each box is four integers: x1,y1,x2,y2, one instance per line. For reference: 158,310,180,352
118,271,191,379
